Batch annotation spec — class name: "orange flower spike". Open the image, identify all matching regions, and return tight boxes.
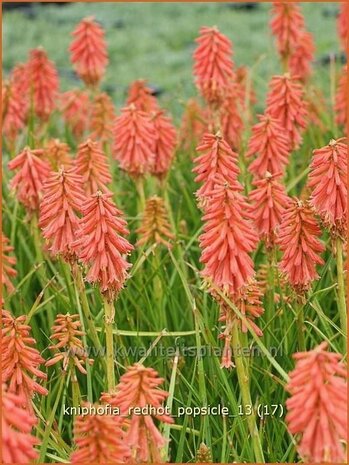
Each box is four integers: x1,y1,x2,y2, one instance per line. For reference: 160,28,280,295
113,105,156,177
220,82,244,150
75,138,112,195
8,147,51,212
2,386,39,464
2,233,17,294
151,110,177,179
308,138,347,236
2,309,48,410
270,2,305,63
335,66,347,127
69,17,108,87
289,31,315,82
46,313,93,374
179,98,208,152
337,2,349,51
286,342,347,463
277,199,325,292
39,167,85,260
193,26,235,106
27,48,59,120
249,172,290,247
90,92,115,142
193,133,240,202
60,89,91,139
246,114,291,178
75,191,133,302
199,174,258,295
2,80,26,145
266,74,308,150
136,196,175,248
71,403,130,463
44,139,73,170
126,79,159,112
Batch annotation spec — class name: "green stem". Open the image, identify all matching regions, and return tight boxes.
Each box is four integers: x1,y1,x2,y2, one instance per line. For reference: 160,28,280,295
232,325,265,464
104,298,116,391
296,300,306,351
135,176,146,213
265,249,275,348
71,365,80,408
336,237,347,337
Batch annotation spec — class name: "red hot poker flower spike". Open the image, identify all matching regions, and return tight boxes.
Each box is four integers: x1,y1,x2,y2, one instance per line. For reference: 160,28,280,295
266,74,308,150
60,89,91,139
2,80,26,146
70,17,108,87
179,98,208,152
74,192,133,302
75,138,112,195
278,198,325,292
126,79,159,112
90,92,115,142
308,138,347,237
39,167,85,261
151,110,177,180
286,342,347,463
289,31,315,82
246,114,291,178
113,105,156,177
44,139,73,170
193,26,235,106
8,147,51,212
335,66,347,127
2,385,39,464
220,82,244,150
337,2,349,51
2,232,17,294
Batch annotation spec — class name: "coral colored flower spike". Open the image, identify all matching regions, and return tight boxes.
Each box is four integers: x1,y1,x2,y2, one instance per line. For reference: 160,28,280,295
289,31,315,82
60,89,90,139
126,79,159,112
335,66,347,127
2,233,17,294
90,92,115,142
151,110,177,179
70,17,108,87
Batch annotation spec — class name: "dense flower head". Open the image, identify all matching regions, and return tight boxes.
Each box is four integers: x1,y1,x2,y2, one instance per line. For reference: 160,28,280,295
199,174,258,295
8,147,51,212
246,113,290,178
337,2,349,51
136,196,175,248
249,172,290,247
60,89,91,139
289,31,315,81
71,402,130,463
46,313,93,374
44,139,73,170
27,47,59,120
150,110,177,179
179,98,208,152
266,74,308,149
39,167,85,260
70,16,108,86
335,65,347,127
193,26,235,106
113,105,156,177
2,385,39,464
74,191,133,301
193,132,240,203
11,62,30,97
102,364,173,462
308,138,347,237
2,232,17,294
286,342,347,463
1,309,48,410
278,198,325,292
74,138,112,195
90,92,115,142
220,82,244,150
270,2,305,61
2,80,26,146
126,79,159,112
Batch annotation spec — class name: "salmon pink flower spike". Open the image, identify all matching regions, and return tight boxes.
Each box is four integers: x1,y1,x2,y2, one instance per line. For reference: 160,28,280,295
266,74,308,150
193,132,240,203
199,174,258,295
2,309,48,410
278,198,325,293
2,385,39,464
44,139,72,170
113,105,156,177
246,114,291,178
75,138,112,195
270,2,305,62
286,342,347,463
39,167,85,261
60,89,90,139
27,48,59,120
75,192,133,302
90,92,115,142
2,80,26,146
2,233,17,294
337,2,349,51
8,147,51,212
220,83,244,150
335,66,347,127
249,172,290,248
151,110,177,179
289,31,315,82
193,26,235,106
70,17,108,87
71,402,130,463
308,138,347,237
179,98,208,152
126,79,159,112
102,364,173,462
